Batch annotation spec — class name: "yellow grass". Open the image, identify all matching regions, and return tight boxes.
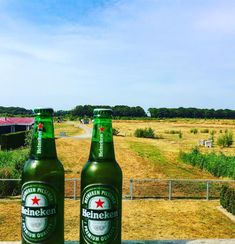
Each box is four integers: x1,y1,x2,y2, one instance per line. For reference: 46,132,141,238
113,119,235,154
54,122,83,137
56,136,217,179
2,119,235,241
1,199,234,241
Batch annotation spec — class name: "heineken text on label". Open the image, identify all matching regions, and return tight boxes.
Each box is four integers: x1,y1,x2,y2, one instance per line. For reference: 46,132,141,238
81,185,119,243
36,123,43,154
21,182,57,242
99,127,104,157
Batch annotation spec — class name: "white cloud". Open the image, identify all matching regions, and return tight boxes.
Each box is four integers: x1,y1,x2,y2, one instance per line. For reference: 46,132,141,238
0,0,235,109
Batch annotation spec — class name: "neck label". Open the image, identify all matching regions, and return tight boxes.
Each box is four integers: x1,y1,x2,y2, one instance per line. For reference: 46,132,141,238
36,123,43,154
98,127,104,157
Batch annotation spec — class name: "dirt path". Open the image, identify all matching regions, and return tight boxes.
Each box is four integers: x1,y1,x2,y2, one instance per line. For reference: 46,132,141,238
72,124,92,139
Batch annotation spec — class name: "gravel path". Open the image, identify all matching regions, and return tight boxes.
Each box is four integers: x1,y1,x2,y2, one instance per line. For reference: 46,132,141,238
58,124,92,139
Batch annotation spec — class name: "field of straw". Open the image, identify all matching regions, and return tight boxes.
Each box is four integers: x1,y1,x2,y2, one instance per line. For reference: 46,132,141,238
1,199,235,241
1,119,235,240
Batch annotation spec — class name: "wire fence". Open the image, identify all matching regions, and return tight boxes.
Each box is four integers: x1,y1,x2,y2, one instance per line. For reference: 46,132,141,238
1,178,235,200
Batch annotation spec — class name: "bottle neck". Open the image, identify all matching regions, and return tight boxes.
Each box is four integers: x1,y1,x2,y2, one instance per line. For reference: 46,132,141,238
89,117,115,162
30,115,57,160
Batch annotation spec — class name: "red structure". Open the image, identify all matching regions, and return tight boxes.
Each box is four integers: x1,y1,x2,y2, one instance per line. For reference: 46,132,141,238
0,117,34,135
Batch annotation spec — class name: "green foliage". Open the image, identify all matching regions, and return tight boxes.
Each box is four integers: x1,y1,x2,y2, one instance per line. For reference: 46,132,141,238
190,128,198,134
71,105,147,118
0,131,27,150
220,185,235,215
0,148,29,196
148,107,235,119
134,127,155,138
165,130,181,134
217,130,233,148
0,106,32,115
200,129,209,133
180,148,235,179
179,131,183,139
24,129,33,147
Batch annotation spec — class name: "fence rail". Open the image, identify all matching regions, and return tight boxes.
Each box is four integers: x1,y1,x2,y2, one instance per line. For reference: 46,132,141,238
1,178,235,200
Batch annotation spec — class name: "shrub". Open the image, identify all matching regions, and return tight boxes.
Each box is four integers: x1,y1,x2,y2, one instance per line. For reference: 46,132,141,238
180,147,235,179
190,128,198,134
0,131,27,150
0,149,29,197
165,130,181,134
200,129,209,133
217,130,233,148
134,127,155,138
24,129,33,147
220,185,235,215
179,131,183,139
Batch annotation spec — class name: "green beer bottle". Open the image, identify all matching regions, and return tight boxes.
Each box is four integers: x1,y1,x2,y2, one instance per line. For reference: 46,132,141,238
80,108,122,244
21,108,64,244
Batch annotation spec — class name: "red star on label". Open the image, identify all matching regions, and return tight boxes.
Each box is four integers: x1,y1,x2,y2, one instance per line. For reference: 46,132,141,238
95,199,105,208
38,123,43,130
31,196,40,205
99,127,105,132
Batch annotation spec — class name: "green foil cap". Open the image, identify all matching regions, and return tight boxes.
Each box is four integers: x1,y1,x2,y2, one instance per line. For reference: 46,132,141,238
93,108,113,118
34,108,54,116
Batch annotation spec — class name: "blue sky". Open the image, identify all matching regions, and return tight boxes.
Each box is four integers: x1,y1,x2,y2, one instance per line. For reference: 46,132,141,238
0,0,235,110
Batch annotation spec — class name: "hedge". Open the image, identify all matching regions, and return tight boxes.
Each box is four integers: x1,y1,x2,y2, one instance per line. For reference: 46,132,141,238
220,185,235,215
0,131,27,150
0,148,29,197
180,147,235,179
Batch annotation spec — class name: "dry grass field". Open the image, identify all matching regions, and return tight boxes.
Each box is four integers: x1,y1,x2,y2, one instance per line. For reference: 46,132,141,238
56,119,235,179
1,119,235,240
54,122,83,137
1,199,235,241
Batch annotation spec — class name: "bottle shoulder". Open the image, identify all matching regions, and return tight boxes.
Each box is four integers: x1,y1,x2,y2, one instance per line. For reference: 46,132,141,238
22,158,64,179
81,160,122,184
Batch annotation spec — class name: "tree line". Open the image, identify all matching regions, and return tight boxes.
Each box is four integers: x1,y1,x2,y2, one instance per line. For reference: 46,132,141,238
69,105,147,117
148,107,235,119
2,105,235,119
0,106,33,116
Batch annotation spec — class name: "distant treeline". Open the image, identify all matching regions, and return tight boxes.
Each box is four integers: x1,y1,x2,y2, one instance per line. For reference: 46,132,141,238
148,107,235,119
0,106,33,116
69,105,146,117
2,105,235,119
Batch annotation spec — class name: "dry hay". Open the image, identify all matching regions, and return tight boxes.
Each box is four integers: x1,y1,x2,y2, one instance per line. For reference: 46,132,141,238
56,136,217,180
1,199,235,241
54,122,83,137
113,119,235,155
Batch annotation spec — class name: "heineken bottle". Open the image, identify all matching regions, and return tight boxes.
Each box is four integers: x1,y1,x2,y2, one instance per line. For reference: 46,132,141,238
80,108,122,244
21,108,64,244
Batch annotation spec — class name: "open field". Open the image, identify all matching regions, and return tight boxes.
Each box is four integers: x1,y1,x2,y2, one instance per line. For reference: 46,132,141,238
1,119,235,240
56,119,235,179
54,122,83,137
0,199,235,241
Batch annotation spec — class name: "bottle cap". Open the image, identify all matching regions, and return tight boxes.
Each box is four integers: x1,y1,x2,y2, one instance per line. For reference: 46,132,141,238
93,108,113,118
34,108,54,116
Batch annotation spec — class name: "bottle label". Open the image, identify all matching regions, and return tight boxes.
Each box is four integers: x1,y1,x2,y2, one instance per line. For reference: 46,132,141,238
21,182,57,242
81,184,120,243
92,121,113,158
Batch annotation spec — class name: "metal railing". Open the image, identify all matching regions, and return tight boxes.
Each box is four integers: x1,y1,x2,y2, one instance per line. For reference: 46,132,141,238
1,178,235,200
